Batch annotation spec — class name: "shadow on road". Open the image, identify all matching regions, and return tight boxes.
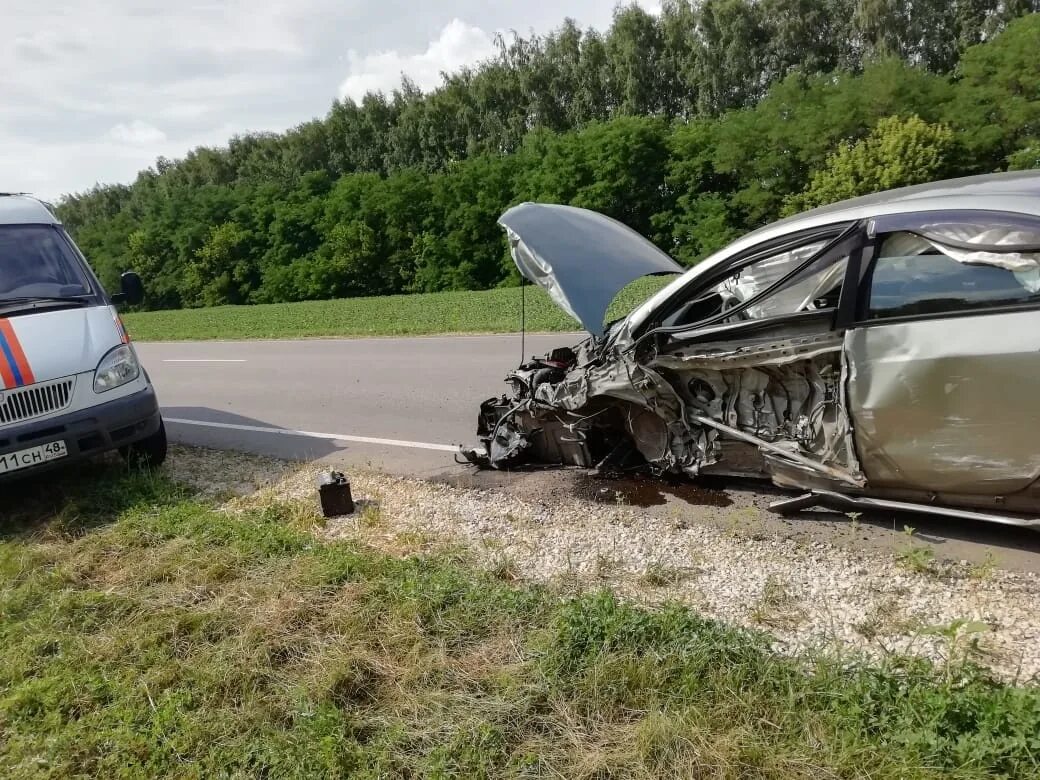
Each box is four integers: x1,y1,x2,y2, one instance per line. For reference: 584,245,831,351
163,406,345,462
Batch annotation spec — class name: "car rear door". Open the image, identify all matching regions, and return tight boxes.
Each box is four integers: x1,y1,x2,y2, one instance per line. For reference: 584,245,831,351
842,210,1040,497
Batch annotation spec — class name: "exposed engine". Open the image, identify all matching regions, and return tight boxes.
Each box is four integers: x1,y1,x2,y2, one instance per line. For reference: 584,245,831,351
462,331,865,491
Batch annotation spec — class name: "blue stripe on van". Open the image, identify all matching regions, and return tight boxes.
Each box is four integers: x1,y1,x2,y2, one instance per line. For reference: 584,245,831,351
0,329,25,386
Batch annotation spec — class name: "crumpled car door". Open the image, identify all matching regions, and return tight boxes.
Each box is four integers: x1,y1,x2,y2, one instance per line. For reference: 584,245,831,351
846,214,1040,496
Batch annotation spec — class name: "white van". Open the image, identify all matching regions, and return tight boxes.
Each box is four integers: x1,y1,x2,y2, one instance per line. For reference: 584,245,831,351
0,194,166,482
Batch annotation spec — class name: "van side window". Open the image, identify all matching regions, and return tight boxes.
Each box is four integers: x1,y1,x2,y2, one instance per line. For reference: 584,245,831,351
868,231,1040,319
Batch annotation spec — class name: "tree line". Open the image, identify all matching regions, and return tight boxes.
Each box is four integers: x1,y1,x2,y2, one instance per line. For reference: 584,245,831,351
57,2,1040,310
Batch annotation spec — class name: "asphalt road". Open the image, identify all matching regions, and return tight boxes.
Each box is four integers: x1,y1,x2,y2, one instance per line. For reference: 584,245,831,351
138,333,575,477
137,334,1040,573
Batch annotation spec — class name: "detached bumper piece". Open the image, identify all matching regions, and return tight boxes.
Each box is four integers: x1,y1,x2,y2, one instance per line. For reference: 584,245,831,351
770,491,1040,529
0,388,161,481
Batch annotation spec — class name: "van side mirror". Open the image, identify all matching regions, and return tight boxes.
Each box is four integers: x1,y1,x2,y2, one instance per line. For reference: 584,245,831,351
112,271,144,306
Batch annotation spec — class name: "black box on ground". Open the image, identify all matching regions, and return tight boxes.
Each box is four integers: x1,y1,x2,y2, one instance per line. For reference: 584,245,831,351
318,471,354,517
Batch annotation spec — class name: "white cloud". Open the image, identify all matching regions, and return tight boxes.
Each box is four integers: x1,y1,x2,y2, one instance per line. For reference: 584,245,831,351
339,18,498,101
0,1,658,199
107,120,167,146
157,103,213,121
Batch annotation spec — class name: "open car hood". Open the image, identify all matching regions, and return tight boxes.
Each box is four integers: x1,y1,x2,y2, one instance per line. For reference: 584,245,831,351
499,203,683,337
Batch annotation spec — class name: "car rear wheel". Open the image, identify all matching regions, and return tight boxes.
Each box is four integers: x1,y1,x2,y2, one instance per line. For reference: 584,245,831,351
121,418,168,469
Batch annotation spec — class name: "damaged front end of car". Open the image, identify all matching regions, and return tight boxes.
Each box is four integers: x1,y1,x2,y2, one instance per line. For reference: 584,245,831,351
462,322,866,493
463,198,1040,529
461,202,865,494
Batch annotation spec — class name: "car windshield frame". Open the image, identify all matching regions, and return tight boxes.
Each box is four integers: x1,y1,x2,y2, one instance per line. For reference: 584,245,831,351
0,223,102,305
631,221,859,342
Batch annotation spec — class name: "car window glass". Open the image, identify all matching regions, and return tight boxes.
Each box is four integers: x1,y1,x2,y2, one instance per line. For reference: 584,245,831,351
868,231,1040,319
664,238,849,327
0,226,91,299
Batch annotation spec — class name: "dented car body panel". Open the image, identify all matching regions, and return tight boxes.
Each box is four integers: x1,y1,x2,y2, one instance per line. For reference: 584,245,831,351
846,311,1040,496
467,172,1040,526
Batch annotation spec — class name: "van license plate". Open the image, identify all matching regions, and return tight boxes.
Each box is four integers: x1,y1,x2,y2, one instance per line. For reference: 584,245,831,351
0,441,68,474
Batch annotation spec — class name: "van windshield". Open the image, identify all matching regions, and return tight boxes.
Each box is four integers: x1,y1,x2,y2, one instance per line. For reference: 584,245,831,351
0,225,93,300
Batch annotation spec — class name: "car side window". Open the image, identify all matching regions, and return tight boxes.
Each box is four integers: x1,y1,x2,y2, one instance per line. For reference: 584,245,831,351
665,237,848,328
867,231,1040,320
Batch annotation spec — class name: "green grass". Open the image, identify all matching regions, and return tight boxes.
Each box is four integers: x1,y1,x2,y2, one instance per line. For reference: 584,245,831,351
123,277,673,341
3,465,1040,778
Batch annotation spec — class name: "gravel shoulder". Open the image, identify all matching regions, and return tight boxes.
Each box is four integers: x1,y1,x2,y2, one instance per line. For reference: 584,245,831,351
167,445,1040,683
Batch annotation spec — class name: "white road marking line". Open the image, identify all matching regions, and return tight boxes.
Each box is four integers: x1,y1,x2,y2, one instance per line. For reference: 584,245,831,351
164,417,459,452
162,359,247,363
141,333,584,347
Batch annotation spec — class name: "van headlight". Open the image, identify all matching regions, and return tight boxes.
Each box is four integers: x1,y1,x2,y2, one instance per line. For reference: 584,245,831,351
94,344,141,393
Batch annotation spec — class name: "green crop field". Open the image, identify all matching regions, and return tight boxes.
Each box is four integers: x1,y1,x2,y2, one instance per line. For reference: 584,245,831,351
123,277,672,341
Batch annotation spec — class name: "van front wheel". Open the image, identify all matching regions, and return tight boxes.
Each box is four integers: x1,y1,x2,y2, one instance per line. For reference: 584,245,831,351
121,418,168,469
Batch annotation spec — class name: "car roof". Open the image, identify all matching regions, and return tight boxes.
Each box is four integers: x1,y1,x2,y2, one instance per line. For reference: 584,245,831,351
760,169,1040,235
701,169,1040,269
0,194,60,226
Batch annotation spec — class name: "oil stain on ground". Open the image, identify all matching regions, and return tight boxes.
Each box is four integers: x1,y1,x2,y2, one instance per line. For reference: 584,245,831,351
575,473,733,508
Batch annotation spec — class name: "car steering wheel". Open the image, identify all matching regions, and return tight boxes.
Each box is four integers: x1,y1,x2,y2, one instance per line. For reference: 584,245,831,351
719,294,747,322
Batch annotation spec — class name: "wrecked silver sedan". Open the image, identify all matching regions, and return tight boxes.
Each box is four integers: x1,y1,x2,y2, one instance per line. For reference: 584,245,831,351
464,171,1040,528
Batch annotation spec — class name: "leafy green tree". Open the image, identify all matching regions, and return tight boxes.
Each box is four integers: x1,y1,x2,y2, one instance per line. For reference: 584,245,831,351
418,153,522,291
259,171,331,281
692,0,769,114
1007,145,1040,170
519,20,583,130
654,120,742,264
183,222,256,307
126,228,181,309
606,4,667,116
308,170,433,298
54,7,1040,311
517,117,671,236
945,12,1040,170
784,114,955,212
853,0,913,61
711,58,952,224
657,1,701,119
575,30,614,123
759,0,852,77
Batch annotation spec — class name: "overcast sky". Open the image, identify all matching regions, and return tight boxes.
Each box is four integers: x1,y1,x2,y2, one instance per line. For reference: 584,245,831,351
2,1,659,200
